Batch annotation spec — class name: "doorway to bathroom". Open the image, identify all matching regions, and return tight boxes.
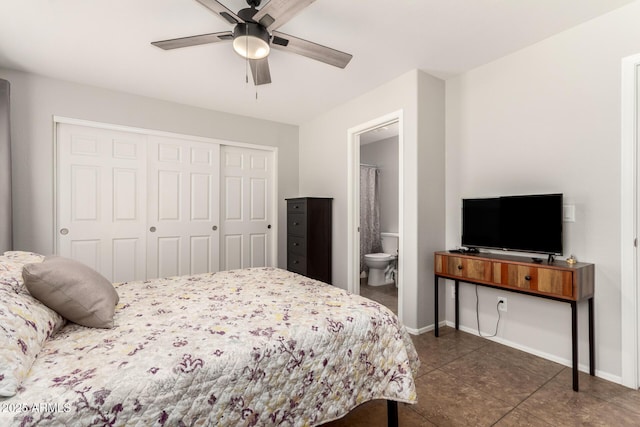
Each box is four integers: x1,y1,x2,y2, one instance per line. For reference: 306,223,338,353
347,111,404,319
359,122,400,313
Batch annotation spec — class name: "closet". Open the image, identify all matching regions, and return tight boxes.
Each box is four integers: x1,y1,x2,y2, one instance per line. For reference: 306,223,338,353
56,121,274,282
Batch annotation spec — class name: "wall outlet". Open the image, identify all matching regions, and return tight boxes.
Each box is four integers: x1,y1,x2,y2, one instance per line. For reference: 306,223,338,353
498,297,507,312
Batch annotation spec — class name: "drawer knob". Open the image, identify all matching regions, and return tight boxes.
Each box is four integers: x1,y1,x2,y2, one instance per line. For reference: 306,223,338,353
293,260,299,264
294,205,299,209
293,222,299,226
525,275,532,281
457,265,463,270
293,243,299,246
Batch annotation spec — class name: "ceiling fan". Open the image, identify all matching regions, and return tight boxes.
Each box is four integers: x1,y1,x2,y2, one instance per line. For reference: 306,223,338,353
151,0,353,85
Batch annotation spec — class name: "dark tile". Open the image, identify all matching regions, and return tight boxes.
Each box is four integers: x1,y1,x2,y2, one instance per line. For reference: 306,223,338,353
412,369,513,426
440,350,550,406
478,341,564,380
552,368,640,416
322,328,640,426
360,283,398,314
410,328,488,373
493,408,554,426
518,368,640,426
320,400,434,427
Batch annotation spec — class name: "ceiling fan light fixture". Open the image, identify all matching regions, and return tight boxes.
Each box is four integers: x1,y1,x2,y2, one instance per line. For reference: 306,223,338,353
233,23,270,59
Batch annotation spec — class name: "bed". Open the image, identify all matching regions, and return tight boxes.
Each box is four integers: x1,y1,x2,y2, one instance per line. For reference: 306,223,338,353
0,251,418,426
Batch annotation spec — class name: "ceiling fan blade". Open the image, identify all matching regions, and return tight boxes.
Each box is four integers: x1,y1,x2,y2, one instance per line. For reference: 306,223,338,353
151,31,233,50
249,58,272,85
252,0,316,31
271,31,353,69
195,0,244,24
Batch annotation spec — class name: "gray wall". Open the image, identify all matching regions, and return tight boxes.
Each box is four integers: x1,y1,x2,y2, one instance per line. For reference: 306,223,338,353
445,0,640,381
360,136,399,234
0,68,299,267
0,79,11,252
299,69,446,331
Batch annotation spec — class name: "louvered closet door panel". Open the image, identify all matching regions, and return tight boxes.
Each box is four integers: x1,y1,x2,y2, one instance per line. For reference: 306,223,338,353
57,124,147,282
147,136,220,279
220,146,273,271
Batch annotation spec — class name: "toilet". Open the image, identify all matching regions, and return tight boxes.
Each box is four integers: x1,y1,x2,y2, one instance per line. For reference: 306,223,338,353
364,233,398,286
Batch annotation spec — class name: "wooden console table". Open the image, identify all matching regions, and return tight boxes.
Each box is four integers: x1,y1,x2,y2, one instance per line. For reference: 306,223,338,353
434,251,595,391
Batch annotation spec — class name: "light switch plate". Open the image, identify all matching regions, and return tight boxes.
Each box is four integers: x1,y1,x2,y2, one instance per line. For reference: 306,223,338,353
563,205,575,222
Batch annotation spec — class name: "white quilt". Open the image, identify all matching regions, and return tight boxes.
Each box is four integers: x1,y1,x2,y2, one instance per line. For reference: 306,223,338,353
0,268,418,426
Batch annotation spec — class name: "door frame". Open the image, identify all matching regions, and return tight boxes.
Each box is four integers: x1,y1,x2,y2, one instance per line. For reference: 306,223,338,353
621,53,640,389
347,110,404,321
53,116,279,269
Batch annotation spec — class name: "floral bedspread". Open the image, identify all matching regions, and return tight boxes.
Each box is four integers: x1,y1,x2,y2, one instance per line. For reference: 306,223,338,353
0,268,418,426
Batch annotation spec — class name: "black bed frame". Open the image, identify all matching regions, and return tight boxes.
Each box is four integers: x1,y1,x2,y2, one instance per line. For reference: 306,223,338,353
387,400,398,427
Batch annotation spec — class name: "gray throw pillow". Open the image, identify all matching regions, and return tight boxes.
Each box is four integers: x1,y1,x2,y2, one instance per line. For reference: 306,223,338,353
23,256,119,328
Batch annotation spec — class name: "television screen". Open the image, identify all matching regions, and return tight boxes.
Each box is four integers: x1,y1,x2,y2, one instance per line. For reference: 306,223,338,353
462,198,501,249
461,193,563,255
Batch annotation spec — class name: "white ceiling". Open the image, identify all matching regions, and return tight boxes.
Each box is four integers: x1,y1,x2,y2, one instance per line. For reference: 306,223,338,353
0,0,634,125
360,121,399,145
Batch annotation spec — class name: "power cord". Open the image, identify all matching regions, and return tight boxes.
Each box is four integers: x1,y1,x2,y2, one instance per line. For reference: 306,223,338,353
475,285,502,338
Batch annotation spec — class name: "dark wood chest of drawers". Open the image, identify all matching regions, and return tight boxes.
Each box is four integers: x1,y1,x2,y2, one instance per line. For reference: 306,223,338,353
286,197,332,283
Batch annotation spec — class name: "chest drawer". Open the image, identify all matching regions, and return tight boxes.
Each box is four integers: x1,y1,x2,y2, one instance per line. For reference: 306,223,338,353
287,253,307,275
287,213,306,236
285,197,332,283
288,235,307,255
287,199,307,214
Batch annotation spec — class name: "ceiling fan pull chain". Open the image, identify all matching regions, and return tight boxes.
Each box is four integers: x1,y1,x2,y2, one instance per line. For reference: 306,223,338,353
245,24,249,85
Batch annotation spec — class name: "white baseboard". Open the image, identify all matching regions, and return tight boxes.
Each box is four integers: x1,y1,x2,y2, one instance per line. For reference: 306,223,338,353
405,320,447,336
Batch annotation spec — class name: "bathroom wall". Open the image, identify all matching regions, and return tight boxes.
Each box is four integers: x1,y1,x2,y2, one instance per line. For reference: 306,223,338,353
360,136,399,233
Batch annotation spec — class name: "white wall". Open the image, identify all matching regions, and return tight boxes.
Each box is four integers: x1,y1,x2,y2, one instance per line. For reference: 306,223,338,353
445,1,640,381
0,68,299,268
361,136,399,233
299,69,445,330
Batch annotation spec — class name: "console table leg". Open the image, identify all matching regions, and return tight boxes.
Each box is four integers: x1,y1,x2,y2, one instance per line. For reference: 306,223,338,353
434,275,439,337
571,301,579,391
455,280,459,330
589,297,595,376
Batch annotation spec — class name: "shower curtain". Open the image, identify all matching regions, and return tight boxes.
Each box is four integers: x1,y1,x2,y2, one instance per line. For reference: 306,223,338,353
360,165,382,272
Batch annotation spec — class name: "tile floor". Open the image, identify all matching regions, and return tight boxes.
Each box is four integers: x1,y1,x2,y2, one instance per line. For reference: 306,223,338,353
322,327,640,426
360,280,398,314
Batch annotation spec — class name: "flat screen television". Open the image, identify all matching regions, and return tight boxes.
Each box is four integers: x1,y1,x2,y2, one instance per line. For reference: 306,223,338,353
461,193,563,255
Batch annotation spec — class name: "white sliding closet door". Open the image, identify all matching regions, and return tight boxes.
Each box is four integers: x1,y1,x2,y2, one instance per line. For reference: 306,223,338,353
57,124,148,282
57,120,274,282
220,146,273,270
147,136,220,279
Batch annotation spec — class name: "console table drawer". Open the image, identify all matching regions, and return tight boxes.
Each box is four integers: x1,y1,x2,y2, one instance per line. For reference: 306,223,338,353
537,268,573,297
435,255,491,282
495,263,573,298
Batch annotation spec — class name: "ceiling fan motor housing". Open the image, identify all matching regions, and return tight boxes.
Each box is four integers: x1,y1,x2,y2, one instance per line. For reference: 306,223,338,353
232,22,271,59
